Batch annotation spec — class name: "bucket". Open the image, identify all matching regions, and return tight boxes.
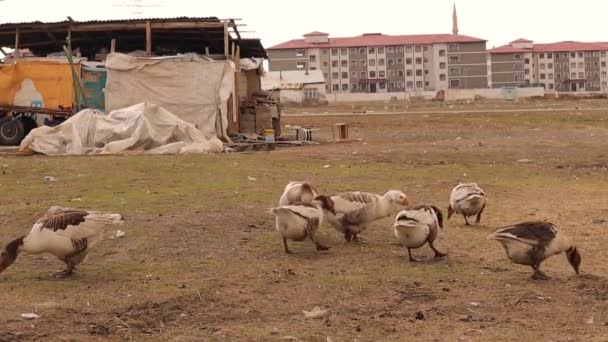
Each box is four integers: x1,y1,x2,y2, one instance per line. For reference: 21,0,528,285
262,129,275,142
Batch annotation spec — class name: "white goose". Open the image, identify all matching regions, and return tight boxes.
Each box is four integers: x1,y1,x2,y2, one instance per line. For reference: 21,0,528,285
278,181,319,206
448,183,487,225
0,206,124,278
487,221,581,280
394,204,446,262
272,195,335,254
326,190,409,242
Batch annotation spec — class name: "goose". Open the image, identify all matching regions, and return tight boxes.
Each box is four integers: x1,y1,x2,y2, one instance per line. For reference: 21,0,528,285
326,190,409,242
0,206,124,278
487,221,581,280
272,195,336,254
394,204,446,262
278,181,319,206
447,183,486,225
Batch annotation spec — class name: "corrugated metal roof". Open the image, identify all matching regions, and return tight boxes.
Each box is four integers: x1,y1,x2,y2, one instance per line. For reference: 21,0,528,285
489,40,608,54
262,70,325,90
0,17,220,28
268,33,486,50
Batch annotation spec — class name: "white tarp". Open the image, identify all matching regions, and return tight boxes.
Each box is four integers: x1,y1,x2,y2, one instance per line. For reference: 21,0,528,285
18,103,224,155
104,53,235,140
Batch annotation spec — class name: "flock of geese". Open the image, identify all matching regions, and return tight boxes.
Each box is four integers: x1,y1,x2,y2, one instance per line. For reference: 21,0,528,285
272,181,581,281
0,182,581,281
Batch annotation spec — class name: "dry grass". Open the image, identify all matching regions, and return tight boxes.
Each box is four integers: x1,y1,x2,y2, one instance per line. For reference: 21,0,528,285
1,100,608,341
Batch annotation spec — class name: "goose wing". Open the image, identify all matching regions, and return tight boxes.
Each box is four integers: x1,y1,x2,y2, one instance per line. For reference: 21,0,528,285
331,192,377,213
450,183,485,204
488,221,557,246
395,205,438,227
272,203,322,221
36,210,123,245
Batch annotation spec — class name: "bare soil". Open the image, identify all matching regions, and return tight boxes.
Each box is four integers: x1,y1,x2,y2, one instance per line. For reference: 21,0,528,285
1,100,608,341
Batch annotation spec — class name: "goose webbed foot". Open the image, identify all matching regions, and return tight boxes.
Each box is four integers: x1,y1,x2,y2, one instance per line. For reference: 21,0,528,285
352,235,366,243
531,267,550,280
282,238,293,254
407,249,422,262
52,268,73,279
316,245,329,251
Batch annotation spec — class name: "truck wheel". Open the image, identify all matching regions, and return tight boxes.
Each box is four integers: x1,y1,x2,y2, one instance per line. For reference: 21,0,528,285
0,117,26,145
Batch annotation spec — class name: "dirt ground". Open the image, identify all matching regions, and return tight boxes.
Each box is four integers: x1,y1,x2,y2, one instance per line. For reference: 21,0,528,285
1,100,608,341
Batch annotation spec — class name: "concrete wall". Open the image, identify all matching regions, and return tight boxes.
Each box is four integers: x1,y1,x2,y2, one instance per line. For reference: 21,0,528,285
326,91,437,103
279,84,328,105
444,87,544,101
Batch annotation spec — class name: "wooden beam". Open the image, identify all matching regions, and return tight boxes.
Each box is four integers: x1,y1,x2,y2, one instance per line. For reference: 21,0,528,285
111,39,116,53
231,42,236,60
14,28,20,59
145,21,152,56
230,19,241,40
71,21,226,32
224,21,229,60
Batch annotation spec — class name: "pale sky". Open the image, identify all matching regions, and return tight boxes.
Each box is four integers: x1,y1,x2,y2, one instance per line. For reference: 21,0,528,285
1,0,607,49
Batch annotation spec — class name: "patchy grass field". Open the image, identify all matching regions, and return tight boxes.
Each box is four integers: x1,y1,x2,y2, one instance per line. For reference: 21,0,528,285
2,100,608,341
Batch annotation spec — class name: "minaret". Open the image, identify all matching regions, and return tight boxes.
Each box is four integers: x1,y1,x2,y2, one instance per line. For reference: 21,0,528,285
452,3,459,35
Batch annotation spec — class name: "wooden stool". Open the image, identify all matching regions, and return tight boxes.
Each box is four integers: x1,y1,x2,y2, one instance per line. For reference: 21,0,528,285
332,123,349,141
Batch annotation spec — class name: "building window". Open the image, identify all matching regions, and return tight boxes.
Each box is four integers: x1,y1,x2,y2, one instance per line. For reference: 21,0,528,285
296,61,307,69
547,53,553,58
369,47,375,54
439,62,446,69
351,84,357,91
549,73,554,80
513,54,523,60
378,47,385,54
342,84,348,91
578,52,584,58
425,70,429,75
602,72,607,78
398,70,404,77
406,81,413,88
310,67,317,70
405,70,411,77
333,84,339,91
579,72,585,79
449,67,460,76
388,59,394,65
416,81,423,88
415,46,422,53
548,63,553,69
440,74,446,81
360,59,366,66
406,58,412,65
388,70,395,77
415,58,422,64
360,71,366,78
449,55,460,63
379,70,385,78
389,82,395,90
525,69,530,75
405,46,413,53
439,49,446,57
331,49,338,56
514,74,524,81
304,88,319,100
424,46,429,52
570,52,576,58
351,60,358,67
342,72,348,79
341,48,348,56
397,58,404,65
540,53,545,59
425,81,430,86
570,72,576,79
341,60,348,67
369,59,376,66
415,70,422,76
296,49,306,57
424,58,429,63
323,61,328,67
602,52,607,57
602,62,607,68
540,63,545,69
548,84,554,90
322,49,328,55
397,46,404,53
350,48,357,54
556,73,561,80
514,64,524,71
579,62,584,68
379,59,385,66
309,55,317,62
379,82,386,90
561,53,568,58
323,73,329,79
449,79,461,88
540,73,546,80
387,47,395,53
332,61,338,68
359,48,366,54
594,61,599,68
525,58,530,65
332,72,339,79
369,71,376,78
448,44,459,53
351,71,358,79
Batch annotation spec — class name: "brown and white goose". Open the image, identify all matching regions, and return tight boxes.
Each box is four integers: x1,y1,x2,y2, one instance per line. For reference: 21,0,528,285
272,195,336,254
448,183,486,225
326,190,409,242
0,206,124,278
278,181,319,206
487,221,581,280
393,204,446,262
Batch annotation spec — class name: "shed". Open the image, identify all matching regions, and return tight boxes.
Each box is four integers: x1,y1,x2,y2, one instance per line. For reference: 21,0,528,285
262,70,327,105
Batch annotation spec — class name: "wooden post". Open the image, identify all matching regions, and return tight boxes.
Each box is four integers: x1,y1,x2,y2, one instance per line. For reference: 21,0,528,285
205,46,210,56
145,21,152,56
224,20,229,60
110,39,116,53
14,28,20,59
231,45,241,134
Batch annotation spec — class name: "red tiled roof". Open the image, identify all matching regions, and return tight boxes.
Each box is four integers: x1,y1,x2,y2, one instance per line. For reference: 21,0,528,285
303,31,329,36
489,40,608,54
268,33,486,50
510,38,533,44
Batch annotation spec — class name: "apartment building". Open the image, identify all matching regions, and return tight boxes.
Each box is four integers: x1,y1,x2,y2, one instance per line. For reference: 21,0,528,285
488,39,608,92
267,31,488,94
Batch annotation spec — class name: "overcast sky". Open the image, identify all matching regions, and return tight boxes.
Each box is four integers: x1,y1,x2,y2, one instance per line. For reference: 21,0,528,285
1,0,607,49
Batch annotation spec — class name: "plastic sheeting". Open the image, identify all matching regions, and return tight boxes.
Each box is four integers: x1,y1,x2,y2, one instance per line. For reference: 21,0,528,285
18,102,223,155
104,53,235,140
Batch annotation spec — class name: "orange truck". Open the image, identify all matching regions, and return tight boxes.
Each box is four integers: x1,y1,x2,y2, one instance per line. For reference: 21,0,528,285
0,58,80,145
